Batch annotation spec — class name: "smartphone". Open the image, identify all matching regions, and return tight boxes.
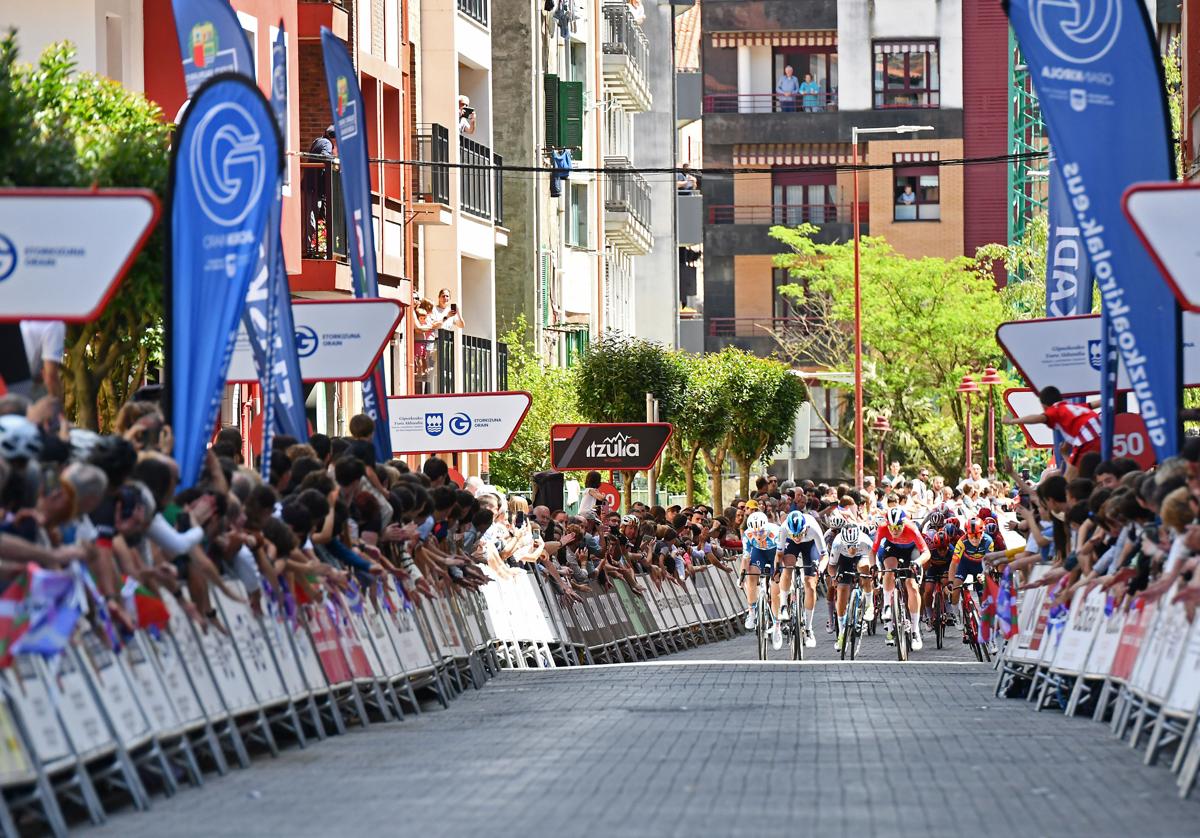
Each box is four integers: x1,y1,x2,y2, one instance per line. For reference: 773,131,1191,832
449,303,458,314
1020,467,1031,482
515,511,526,528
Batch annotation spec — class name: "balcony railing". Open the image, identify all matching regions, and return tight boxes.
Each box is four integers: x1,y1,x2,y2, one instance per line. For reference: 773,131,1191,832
459,136,493,221
602,3,651,111
433,330,455,395
301,159,347,260
415,123,451,205
707,204,858,225
493,152,504,226
422,333,509,394
708,316,814,339
457,0,488,26
605,169,652,231
702,92,838,114
462,335,494,393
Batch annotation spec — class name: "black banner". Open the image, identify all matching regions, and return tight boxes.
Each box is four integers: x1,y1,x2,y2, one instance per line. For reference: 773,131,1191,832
550,423,672,471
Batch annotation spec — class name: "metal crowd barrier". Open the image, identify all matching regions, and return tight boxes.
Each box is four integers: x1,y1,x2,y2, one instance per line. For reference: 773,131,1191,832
0,566,749,834
993,572,1200,800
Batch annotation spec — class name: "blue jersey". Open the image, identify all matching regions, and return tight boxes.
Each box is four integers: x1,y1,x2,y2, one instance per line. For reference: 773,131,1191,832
742,524,780,555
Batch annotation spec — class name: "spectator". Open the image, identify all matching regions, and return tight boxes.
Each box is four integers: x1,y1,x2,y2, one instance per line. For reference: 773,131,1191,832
775,65,800,112
458,96,476,135
17,320,65,400
309,125,336,157
799,72,821,111
675,163,698,193
432,289,466,331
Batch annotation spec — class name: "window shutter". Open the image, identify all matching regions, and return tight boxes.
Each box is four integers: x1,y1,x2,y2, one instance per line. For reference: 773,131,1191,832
544,74,561,147
559,81,584,151
539,251,550,327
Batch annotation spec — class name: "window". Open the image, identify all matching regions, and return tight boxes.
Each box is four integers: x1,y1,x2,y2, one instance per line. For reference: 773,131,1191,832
565,330,589,368
893,152,940,221
236,12,258,78
543,74,584,151
771,170,839,225
569,41,587,85
568,184,589,247
873,41,939,109
773,48,837,110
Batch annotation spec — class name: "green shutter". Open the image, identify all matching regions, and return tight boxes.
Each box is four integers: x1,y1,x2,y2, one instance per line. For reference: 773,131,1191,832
559,81,584,151
539,251,550,327
544,74,561,147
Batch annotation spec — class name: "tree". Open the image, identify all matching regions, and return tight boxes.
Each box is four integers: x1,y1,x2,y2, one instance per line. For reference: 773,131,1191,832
488,317,580,493
721,349,807,500
574,334,687,504
0,36,170,429
670,350,735,508
771,226,1007,480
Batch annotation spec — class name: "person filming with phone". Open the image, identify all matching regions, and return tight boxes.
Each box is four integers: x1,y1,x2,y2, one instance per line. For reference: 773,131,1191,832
432,288,466,332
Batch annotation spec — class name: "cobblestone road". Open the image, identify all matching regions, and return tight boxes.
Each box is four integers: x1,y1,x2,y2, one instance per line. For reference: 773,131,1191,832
90,625,1199,837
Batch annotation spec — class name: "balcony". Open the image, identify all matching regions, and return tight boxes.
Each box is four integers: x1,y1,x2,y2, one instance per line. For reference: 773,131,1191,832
420,332,508,395
459,136,493,221
703,92,839,114
493,152,504,227
704,204,862,254
301,158,347,261
705,316,808,357
677,192,703,246
457,0,488,27
299,0,349,39
604,166,653,255
413,123,452,226
602,3,652,113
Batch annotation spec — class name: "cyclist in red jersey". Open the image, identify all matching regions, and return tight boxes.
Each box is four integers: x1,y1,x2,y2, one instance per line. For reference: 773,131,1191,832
873,508,931,650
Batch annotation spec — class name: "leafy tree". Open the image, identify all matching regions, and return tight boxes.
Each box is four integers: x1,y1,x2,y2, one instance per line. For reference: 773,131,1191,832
574,334,687,504
670,350,735,507
771,226,1007,480
489,317,580,493
0,36,169,429
721,349,807,501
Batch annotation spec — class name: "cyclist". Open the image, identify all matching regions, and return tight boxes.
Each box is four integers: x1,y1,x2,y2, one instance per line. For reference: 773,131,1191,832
741,510,784,650
822,509,846,634
949,517,993,631
780,509,826,648
921,530,954,628
872,507,930,650
921,509,945,541
832,522,875,652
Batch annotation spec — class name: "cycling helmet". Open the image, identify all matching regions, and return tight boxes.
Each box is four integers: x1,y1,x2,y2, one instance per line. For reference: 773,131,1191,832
885,507,907,528
825,510,845,531
621,514,639,526
784,509,806,536
931,531,949,552
984,517,999,536
965,518,985,539
943,520,961,540
68,428,101,463
926,510,945,531
746,511,769,531
841,523,862,545
0,416,42,463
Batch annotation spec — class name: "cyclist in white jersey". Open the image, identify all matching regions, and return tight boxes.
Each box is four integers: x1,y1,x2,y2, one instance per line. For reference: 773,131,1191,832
830,523,876,651
779,509,826,648
741,511,784,649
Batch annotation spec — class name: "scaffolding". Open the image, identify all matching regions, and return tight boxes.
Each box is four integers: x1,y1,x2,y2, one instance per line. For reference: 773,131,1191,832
1007,31,1049,282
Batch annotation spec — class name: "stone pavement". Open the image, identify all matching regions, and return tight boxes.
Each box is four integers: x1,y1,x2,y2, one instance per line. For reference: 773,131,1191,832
88,629,1199,837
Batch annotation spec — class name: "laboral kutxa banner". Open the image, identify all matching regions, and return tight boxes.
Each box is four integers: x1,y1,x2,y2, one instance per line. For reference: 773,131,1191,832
1006,0,1181,461
321,27,392,462
169,74,282,488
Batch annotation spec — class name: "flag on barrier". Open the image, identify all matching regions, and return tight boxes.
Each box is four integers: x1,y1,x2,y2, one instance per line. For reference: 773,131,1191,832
0,569,31,667
10,564,86,662
981,575,999,646
997,567,1019,640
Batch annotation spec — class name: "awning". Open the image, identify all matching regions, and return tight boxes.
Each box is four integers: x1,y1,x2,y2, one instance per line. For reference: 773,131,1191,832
733,143,855,167
711,30,836,49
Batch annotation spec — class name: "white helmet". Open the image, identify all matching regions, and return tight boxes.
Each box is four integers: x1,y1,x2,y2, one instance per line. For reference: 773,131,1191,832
0,416,42,462
825,510,845,530
842,523,862,544
68,428,101,463
746,511,769,531
886,507,907,528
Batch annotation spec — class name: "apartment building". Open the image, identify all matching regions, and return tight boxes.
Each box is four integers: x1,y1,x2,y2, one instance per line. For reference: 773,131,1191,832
492,0,665,365
695,0,1007,475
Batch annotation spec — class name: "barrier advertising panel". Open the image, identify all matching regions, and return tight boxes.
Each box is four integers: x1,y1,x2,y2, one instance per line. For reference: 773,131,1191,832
387,392,531,454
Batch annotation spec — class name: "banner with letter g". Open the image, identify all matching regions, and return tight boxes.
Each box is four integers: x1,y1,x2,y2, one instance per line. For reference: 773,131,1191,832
1006,0,1181,461
169,75,283,488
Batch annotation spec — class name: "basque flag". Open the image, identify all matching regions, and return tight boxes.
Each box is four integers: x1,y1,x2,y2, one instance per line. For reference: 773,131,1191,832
170,0,253,97
169,74,283,488
321,28,393,462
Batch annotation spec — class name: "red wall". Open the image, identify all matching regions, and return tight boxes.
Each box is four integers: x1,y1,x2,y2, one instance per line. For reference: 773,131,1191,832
961,3,1010,283
142,0,302,274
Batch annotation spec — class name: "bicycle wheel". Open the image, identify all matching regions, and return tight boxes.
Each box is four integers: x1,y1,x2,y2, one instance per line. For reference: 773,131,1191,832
895,590,909,662
850,591,864,661
840,590,855,661
790,597,801,662
933,588,944,650
757,599,768,661
964,595,983,662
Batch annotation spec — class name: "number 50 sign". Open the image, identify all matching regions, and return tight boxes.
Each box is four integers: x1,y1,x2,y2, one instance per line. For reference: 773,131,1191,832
1112,414,1156,470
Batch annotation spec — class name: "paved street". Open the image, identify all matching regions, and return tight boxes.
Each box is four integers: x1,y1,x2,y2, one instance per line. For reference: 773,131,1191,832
89,619,1199,837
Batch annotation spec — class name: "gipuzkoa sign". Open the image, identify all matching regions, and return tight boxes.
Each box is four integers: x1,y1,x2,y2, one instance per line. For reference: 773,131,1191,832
387,392,531,454
551,423,673,471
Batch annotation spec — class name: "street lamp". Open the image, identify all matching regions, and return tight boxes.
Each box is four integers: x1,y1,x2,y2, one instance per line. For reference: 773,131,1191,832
870,414,892,484
851,124,934,488
979,366,1004,477
956,373,980,473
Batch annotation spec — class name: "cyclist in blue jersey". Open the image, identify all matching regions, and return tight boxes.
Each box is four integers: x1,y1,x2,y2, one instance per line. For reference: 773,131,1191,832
741,511,784,649
949,517,994,627
780,509,826,648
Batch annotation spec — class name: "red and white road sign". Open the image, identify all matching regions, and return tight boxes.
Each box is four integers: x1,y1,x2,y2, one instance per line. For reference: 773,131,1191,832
1002,388,1054,449
1112,413,1156,470
597,483,621,513
0,188,160,321
1124,182,1200,312
227,298,403,383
